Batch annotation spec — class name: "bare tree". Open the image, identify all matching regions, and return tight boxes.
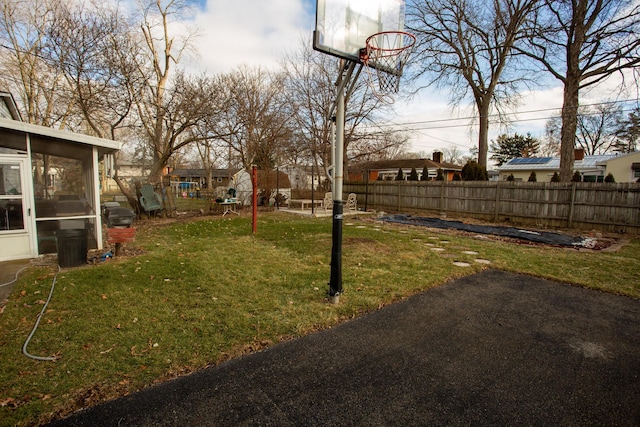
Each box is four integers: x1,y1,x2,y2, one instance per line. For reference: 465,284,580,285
442,145,469,165
214,66,293,171
280,42,338,180
614,106,640,153
45,1,141,139
518,0,640,180
133,0,207,183
348,130,411,163
280,39,401,182
0,0,70,126
575,103,623,155
37,1,149,206
192,138,226,189
542,116,562,156
407,0,538,169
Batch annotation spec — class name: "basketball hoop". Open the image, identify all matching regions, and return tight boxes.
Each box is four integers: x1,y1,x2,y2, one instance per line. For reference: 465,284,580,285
360,31,416,103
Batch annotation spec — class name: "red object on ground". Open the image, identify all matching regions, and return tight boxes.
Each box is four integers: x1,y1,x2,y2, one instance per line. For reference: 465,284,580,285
107,228,136,256
252,166,258,234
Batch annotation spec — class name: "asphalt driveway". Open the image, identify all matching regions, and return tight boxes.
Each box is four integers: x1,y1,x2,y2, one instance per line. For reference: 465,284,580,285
47,270,640,426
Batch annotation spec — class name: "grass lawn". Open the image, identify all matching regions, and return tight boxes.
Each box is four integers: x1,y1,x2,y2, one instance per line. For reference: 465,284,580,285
1,212,639,425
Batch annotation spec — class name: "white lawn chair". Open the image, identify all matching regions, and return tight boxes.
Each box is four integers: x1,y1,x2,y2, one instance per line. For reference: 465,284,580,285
346,193,357,211
323,192,333,213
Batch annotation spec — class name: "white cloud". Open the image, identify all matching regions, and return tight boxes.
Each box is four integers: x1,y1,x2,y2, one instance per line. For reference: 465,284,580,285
176,1,634,156
188,0,314,73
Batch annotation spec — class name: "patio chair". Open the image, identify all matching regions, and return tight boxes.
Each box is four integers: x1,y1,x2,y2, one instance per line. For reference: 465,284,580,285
139,184,163,218
323,192,333,213
346,193,357,211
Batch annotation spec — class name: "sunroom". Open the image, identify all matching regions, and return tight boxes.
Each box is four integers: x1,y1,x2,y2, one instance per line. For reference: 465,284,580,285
0,114,120,262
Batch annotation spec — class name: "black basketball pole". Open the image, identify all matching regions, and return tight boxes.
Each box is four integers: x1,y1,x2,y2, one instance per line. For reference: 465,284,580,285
328,198,343,300
328,60,357,303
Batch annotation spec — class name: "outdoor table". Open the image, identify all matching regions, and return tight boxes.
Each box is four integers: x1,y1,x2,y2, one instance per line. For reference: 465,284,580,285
217,199,240,216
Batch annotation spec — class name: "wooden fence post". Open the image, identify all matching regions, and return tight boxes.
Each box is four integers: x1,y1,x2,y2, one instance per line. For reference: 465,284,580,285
568,182,576,228
364,172,369,211
494,181,500,222
439,180,446,216
370,181,375,211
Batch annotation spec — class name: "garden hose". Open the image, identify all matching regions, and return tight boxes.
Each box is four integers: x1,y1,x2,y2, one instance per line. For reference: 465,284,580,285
0,265,31,289
1,262,61,361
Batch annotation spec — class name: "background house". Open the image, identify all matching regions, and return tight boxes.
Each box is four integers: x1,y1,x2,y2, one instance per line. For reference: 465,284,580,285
101,160,153,193
280,164,323,190
0,92,21,120
349,152,462,181
167,168,239,194
498,149,620,182
597,151,640,183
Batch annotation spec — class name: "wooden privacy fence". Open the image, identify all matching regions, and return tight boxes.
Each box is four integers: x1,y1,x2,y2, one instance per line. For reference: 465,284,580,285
344,181,640,234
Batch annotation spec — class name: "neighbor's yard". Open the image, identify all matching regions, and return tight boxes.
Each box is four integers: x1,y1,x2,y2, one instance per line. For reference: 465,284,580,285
1,212,639,426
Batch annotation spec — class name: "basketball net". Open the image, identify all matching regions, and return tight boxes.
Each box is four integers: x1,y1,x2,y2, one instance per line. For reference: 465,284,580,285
360,31,416,104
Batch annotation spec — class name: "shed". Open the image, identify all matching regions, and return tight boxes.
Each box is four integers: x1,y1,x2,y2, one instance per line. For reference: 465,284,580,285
232,169,291,206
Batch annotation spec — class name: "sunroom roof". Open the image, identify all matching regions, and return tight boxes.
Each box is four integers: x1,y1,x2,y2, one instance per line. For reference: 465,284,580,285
0,118,120,157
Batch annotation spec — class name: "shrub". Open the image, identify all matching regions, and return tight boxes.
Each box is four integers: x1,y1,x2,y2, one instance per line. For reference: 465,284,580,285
408,168,419,181
452,173,462,181
435,168,445,181
604,173,616,183
528,171,537,182
395,168,404,181
572,171,582,182
507,174,515,181
421,166,429,181
461,160,488,181
550,172,560,182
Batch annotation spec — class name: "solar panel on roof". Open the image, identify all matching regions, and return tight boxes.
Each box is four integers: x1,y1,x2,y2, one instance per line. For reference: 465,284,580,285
508,157,552,165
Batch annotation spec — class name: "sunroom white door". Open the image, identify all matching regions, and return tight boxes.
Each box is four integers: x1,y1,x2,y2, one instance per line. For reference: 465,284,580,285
0,157,34,261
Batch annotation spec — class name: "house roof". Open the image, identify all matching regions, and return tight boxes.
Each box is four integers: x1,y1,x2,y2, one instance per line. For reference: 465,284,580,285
351,158,462,172
0,91,22,121
169,168,241,178
0,117,120,156
595,151,640,166
499,155,616,172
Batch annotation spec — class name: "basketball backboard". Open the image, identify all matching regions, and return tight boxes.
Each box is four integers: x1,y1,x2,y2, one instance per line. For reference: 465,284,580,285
314,0,406,64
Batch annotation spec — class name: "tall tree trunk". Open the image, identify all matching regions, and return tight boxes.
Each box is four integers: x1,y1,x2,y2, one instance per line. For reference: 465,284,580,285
477,99,490,170
559,80,579,182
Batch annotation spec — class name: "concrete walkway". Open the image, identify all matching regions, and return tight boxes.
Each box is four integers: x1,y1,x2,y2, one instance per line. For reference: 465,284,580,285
275,207,372,218
46,270,640,426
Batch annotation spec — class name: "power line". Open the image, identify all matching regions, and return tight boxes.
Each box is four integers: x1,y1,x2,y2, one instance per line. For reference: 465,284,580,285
382,98,639,130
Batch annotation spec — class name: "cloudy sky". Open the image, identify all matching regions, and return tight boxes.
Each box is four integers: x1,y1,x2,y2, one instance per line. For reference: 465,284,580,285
177,0,633,160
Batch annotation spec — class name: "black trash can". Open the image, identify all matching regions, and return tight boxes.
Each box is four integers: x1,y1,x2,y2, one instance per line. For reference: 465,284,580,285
56,229,88,268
